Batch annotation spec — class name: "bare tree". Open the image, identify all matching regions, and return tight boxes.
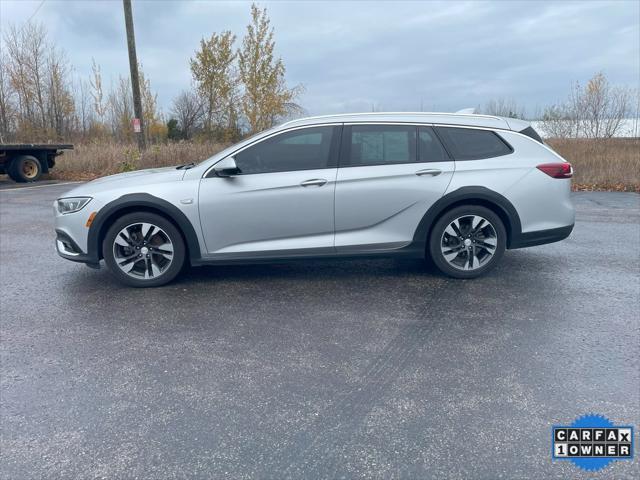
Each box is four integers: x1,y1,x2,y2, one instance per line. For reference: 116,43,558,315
0,55,17,141
14,23,52,131
534,72,634,139
46,46,75,138
3,22,75,140
480,97,526,119
108,76,133,142
540,104,575,139
4,23,39,132
573,72,631,138
22,22,48,130
75,77,92,139
170,90,204,139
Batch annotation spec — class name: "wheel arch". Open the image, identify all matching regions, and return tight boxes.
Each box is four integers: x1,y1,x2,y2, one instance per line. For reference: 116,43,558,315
87,194,202,264
413,186,522,250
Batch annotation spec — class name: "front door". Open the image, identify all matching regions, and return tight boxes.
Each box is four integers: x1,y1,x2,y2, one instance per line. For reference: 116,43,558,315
198,125,340,257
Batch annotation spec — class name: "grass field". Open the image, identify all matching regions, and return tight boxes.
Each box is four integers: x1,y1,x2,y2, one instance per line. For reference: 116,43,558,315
49,142,226,180
546,138,639,191
40,137,638,192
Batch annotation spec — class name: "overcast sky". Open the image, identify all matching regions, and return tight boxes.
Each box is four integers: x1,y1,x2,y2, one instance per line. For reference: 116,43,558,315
1,0,638,117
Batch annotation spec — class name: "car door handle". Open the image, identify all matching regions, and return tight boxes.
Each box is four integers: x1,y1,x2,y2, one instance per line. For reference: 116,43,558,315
415,169,442,177
300,178,328,187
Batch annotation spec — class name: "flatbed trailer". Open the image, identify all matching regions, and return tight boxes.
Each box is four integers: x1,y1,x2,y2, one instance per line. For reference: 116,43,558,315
0,144,73,182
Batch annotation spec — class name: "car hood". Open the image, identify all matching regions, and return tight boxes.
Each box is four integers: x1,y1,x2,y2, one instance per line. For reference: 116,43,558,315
61,167,185,197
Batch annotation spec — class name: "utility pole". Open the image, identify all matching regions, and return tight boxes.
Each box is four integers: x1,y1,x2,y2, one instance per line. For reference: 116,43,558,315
123,0,146,150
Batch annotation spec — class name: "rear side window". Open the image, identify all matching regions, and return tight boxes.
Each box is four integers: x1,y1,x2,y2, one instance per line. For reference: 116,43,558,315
344,125,416,166
418,126,450,162
435,127,512,161
234,126,335,174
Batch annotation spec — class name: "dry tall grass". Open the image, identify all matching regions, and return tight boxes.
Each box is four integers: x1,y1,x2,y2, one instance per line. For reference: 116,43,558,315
50,142,227,180
546,138,639,191
46,138,639,191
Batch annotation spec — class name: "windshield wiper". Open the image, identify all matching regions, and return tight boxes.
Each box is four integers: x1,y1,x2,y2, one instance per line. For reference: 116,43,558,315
176,162,196,170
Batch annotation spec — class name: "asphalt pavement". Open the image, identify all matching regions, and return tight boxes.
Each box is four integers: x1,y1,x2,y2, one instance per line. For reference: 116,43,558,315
1,182,638,479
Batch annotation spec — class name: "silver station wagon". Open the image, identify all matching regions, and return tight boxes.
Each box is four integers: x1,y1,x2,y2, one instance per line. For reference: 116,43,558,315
54,112,575,287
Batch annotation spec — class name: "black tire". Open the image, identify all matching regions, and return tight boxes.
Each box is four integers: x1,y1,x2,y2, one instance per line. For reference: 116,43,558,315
428,205,506,279
7,155,42,182
102,212,186,287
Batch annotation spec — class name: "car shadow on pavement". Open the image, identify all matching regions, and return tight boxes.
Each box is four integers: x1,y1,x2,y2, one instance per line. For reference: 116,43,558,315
56,249,566,311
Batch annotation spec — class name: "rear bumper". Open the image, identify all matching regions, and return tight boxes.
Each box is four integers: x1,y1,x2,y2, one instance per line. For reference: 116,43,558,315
509,224,574,249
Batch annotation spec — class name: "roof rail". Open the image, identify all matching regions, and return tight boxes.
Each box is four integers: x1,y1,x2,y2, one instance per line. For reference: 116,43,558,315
280,111,502,126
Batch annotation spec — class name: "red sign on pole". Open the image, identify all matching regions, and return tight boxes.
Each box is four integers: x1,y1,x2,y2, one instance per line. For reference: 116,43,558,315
132,118,141,133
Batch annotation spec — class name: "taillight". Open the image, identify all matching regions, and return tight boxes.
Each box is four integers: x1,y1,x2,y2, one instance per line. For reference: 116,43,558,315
536,162,573,179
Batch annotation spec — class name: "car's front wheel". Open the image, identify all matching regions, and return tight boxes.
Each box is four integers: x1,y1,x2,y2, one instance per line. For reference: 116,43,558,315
429,205,506,279
102,212,186,287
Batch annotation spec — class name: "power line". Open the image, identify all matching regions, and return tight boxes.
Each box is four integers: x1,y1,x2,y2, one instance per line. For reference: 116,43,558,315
26,0,46,24
12,0,46,34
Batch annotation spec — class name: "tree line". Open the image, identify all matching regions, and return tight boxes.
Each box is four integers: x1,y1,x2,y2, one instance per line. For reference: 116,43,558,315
0,3,301,144
0,3,636,145
477,72,636,138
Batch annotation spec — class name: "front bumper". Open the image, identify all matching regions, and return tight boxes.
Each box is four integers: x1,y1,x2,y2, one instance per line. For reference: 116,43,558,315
55,229,99,267
53,195,100,265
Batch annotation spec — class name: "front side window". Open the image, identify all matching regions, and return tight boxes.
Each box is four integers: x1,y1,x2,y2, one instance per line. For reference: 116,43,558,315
435,127,512,160
234,126,334,174
344,125,416,166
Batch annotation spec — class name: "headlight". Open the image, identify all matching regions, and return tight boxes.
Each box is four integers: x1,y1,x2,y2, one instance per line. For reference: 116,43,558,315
57,197,92,214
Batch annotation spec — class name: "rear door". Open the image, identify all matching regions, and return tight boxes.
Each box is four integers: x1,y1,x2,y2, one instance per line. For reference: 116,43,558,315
334,124,454,252
198,125,341,257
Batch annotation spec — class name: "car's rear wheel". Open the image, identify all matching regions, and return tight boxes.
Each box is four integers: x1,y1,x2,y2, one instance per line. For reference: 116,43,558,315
429,205,506,279
103,212,186,287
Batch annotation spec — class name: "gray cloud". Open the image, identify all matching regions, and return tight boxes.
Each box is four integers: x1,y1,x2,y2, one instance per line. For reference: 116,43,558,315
1,0,638,117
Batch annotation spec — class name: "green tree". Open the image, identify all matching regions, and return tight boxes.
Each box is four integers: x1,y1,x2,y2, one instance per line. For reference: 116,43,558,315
190,30,238,138
166,118,181,141
237,3,302,134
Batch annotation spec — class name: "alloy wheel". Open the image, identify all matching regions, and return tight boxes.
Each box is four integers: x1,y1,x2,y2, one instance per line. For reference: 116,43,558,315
440,215,498,271
112,222,174,279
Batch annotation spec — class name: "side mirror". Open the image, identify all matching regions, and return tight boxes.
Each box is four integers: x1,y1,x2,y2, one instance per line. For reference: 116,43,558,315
213,157,240,177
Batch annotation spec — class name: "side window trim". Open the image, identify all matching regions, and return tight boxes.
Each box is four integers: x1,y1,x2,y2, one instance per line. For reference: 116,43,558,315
328,124,343,169
339,125,352,168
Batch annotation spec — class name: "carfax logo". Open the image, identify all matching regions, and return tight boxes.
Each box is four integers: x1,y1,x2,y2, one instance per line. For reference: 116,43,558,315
552,414,634,471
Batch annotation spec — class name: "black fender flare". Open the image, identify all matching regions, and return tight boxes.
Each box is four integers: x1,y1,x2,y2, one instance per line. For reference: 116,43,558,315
412,186,523,250
86,193,202,264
